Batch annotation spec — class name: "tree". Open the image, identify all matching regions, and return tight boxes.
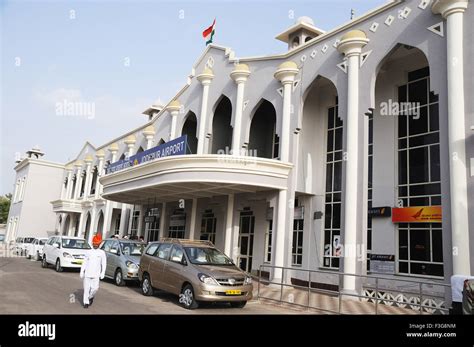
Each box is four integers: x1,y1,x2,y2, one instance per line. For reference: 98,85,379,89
0,193,12,224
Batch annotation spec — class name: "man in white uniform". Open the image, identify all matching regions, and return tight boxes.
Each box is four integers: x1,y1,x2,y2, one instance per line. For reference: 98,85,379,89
80,234,106,309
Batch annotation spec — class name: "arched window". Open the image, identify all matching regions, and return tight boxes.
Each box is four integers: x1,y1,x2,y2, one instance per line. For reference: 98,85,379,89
211,96,232,154
181,112,198,154
248,100,278,159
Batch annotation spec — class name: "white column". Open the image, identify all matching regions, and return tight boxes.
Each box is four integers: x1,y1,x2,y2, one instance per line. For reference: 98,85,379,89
73,162,83,200
158,202,167,239
108,143,119,163
166,100,181,141
83,155,93,199
433,0,470,275
143,126,156,149
230,64,251,155
197,68,214,154
273,189,288,280
77,213,86,238
137,206,144,237
224,194,235,256
103,201,115,238
88,209,98,245
95,151,105,199
337,30,369,293
124,135,136,157
274,62,299,162
64,167,73,199
188,198,198,240
119,205,129,236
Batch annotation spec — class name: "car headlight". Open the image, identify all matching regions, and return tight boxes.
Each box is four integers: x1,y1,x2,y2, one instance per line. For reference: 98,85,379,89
244,276,252,285
126,261,138,269
63,252,73,259
198,273,218,285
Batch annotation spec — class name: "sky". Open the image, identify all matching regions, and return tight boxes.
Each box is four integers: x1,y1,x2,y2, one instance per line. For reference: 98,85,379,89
0,0,386,195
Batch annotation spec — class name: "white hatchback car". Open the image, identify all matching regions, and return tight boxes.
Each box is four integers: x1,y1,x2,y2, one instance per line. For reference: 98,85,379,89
26,238,48,261
42,236,91,272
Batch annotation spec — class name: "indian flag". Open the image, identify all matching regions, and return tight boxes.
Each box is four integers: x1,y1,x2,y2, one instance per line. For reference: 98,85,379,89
202,19,216,45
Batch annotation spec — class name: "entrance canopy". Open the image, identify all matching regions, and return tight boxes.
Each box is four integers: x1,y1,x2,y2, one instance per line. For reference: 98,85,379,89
100,155,292,204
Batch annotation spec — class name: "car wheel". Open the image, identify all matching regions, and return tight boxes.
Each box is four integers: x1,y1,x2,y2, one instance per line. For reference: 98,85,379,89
230,301,247,308
141,274,154,296
35,252,40,261
55,259,63,272
26,253,31,259
41,256,48,268
181,284,199,310
114,269,125,286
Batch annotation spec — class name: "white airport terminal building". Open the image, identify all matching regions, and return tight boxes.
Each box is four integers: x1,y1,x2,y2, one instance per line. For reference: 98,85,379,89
5,0,474,311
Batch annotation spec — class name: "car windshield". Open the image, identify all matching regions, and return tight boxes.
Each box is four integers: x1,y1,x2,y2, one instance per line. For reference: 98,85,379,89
61,238,91,249
39,240,46,245
24,238,35,243
184,247,233,266
120,242,145,256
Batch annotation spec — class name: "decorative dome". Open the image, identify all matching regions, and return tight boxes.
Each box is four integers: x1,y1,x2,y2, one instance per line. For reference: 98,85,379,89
340,29,367,41
108,143,119,152
277,61,298,70
95,149,105,158
124,135,136,144
296,16,314,26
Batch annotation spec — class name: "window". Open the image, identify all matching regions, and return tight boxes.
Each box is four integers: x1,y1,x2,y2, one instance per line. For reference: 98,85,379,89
397,67,443,277
145,208,160,242
292,219,304,266
200,210,216,244
130,210,140,237
145,243,160,256
101,240,112,252
168,211,186,239
79,171,86,198
272,132,280,159
170,246,184,263
156,243,172,260
323,102,342,269
110,241,119,253
264,220,273,263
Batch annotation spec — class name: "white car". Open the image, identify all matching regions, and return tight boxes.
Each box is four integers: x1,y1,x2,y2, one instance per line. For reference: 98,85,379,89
14,237,35,256
26,238,48,261
42,236,91,272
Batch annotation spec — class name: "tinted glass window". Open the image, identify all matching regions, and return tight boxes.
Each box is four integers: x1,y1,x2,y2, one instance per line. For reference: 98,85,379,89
145,243,160,256
156,244,172,260
169,246,184,263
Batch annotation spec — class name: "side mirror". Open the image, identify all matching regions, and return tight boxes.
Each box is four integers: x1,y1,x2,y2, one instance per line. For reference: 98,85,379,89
53,243,60,249
181,258,188,266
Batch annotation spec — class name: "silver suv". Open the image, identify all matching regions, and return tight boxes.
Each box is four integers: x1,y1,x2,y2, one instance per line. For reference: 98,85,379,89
100,239,146,286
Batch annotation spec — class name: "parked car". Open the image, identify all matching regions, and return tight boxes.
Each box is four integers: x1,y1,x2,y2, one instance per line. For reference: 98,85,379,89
100,238,146,286
138,239,253,309
42,236,91,272
13,237,35,256
26,237,48,260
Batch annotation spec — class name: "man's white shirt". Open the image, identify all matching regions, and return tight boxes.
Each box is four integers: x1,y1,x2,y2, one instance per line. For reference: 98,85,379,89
80,248,107,279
